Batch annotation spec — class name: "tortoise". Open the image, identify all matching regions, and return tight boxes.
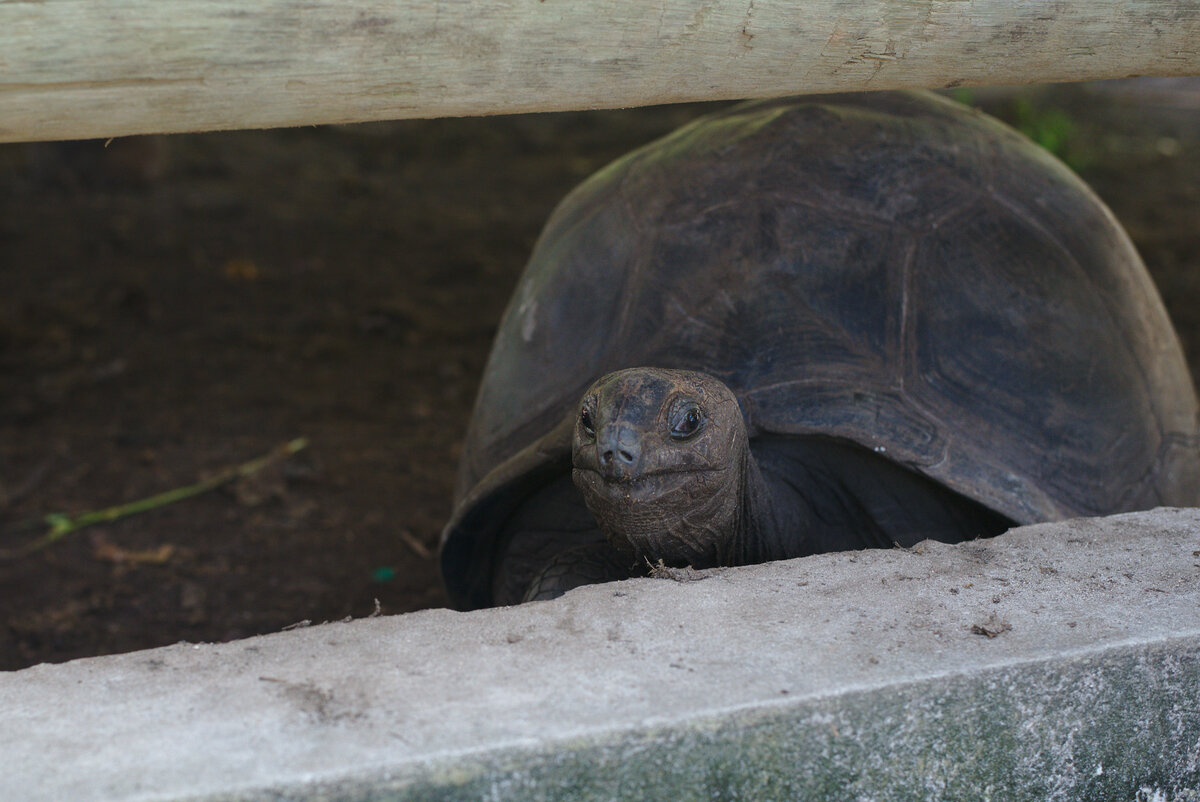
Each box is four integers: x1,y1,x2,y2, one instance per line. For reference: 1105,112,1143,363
439,90,1200,610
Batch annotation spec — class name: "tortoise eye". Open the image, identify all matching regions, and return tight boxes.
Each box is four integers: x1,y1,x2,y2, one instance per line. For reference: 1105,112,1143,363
579,402,596,439
668,400,704,440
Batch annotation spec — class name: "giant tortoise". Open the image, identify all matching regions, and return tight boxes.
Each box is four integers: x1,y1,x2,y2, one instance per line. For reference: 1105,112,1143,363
439,91,1200,609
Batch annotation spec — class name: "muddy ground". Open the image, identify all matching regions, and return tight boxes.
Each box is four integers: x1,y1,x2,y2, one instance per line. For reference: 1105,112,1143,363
1,80,1198,671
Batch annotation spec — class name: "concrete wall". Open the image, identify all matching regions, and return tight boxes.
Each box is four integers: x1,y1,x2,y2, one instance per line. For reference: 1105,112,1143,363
2,508,1199,801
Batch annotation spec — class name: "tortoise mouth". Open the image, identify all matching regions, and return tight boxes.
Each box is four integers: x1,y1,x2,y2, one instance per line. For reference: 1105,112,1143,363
572,465,720,504
573,464,740,567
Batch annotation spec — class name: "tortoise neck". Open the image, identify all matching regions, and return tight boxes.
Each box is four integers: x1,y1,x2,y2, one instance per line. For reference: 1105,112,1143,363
728,447,772,564
728,444,809,565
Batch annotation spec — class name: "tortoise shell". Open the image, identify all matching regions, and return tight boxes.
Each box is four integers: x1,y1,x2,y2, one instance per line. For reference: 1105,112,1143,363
440,90,1200,609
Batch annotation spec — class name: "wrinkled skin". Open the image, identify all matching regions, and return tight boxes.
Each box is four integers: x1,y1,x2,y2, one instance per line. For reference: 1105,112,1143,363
512,365,1014,603
484,365,1016,604
485,364,1016,603
571,368,750,568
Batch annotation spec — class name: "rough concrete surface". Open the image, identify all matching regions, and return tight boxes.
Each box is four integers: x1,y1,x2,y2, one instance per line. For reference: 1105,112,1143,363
2,508,1199,801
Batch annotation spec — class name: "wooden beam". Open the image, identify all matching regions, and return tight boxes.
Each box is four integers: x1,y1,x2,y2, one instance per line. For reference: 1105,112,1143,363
2,0,1198,143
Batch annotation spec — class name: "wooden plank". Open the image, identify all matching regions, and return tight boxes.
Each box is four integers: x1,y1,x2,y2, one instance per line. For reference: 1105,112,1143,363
1,0,1198,143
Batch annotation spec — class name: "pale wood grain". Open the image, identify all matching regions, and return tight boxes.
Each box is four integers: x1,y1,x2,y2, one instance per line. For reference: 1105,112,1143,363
1,0,1198,142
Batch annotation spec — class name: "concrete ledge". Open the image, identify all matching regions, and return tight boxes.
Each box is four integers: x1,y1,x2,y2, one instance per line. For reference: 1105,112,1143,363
3,509,1200,801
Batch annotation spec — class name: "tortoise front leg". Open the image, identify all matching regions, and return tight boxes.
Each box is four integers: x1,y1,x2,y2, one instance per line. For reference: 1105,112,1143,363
522,542,641,602
491,475,639,605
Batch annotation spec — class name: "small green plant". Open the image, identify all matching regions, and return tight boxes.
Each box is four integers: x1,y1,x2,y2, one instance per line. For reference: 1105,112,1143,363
1010,97,1075,161
950,88,976,107
950,90,1089,172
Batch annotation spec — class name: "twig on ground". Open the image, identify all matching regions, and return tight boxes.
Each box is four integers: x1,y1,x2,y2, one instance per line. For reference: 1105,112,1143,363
645,557,708,582
0,438,308,559
398,528,432,559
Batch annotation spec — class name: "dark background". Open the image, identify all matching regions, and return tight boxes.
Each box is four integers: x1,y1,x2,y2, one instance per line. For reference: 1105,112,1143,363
2,80,1197,670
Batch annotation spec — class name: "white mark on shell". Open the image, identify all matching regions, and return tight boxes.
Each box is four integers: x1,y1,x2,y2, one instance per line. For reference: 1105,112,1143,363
519,298,538,343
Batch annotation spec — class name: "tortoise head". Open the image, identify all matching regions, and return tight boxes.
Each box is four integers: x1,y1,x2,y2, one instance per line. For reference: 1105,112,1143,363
571,368,749,568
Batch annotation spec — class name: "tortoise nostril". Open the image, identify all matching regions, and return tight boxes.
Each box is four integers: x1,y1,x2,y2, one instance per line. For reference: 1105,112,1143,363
597,425,640,475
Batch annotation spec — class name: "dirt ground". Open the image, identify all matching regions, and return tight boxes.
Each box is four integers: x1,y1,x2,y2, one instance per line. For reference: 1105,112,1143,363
2,80,1198,671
